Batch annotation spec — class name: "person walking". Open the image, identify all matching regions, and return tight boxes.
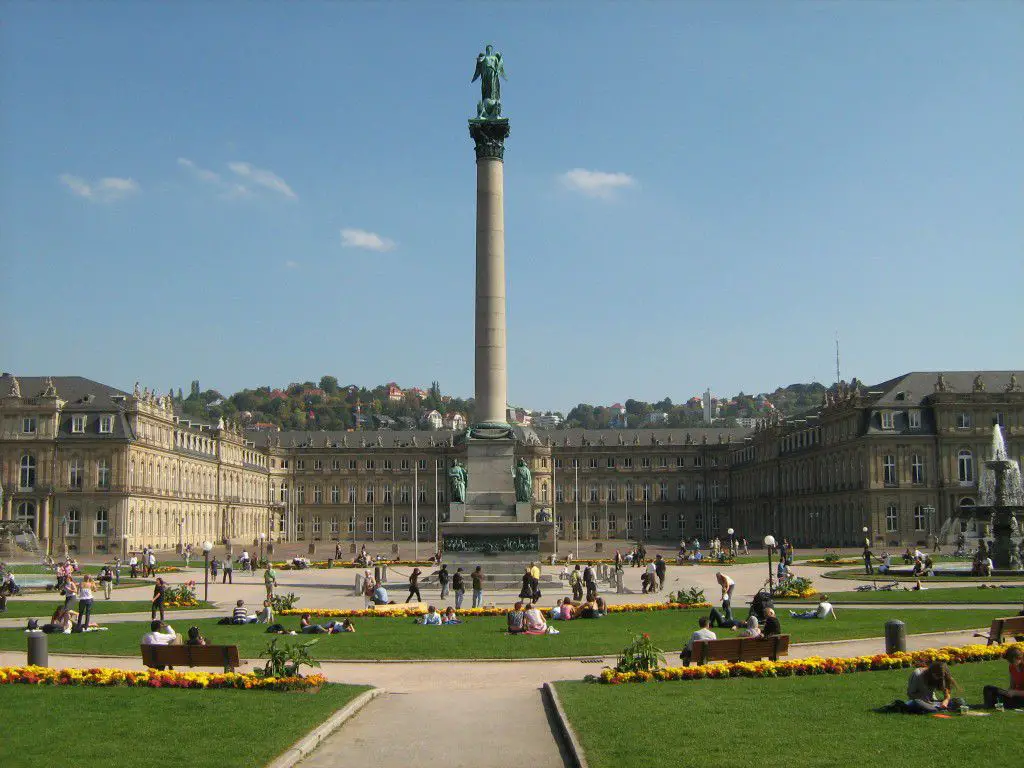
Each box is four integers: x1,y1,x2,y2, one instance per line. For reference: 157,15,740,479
128,554,139,579
222,554,233,584
76,575,96,631
452,568,466,609
263,565,277,599
183,544,193,568
210,557,219,580
569,565,584,601
471,565,484,608
654,554,667,592
406,568,422,603
862,545,875,575
151,577,166,621
146,550,157,578
436,564,450,600
113,557,121,586
98,566,114,600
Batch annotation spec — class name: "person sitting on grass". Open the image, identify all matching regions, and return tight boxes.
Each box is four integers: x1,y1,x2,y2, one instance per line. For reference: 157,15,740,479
680,616,717,663
558,597,576,621
900,661,957,714
186,626,207,646
761,607,782,637
983,645,1024,709
42,605,75,634
441,607,462,625
231,599,257,624
523,603,548,635
507,601,526,634
789,595,837,620
257,599,274,624
420,605,442,626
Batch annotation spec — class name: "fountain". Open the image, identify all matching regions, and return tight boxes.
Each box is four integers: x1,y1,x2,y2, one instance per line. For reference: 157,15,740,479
971,425,1024,571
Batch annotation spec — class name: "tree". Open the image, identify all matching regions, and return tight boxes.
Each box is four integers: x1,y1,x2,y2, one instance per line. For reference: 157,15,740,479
319,375,339,395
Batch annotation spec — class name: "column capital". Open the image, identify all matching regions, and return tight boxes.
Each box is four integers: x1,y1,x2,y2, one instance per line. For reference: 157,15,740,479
469,118,510,161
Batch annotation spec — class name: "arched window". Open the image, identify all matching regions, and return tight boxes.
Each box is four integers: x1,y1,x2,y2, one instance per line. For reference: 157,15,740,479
957,450,973,483
19,455,36,489
16,500,37,527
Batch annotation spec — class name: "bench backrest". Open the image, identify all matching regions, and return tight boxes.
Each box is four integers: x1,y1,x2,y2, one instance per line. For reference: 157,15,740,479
140,644,240,671
691,635,790,665
990,616,1024,644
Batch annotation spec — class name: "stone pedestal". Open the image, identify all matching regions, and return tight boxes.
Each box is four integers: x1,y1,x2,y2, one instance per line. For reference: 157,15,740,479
464,438,516,518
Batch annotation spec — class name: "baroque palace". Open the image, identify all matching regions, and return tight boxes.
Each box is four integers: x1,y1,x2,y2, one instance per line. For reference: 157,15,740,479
1,371,1020,555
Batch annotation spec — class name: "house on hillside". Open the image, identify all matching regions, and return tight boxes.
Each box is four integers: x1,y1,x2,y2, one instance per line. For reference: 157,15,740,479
644,411,668,426
386,383,404,402
420,409,443,430
443,412,467,431
533,413,562,429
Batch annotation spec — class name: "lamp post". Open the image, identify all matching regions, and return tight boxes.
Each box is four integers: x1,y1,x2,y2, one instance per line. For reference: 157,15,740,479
727,527,735,556
764,534,777,594
202,540,213,602
862,526,869,549
258,532,266,567
121,533,128,562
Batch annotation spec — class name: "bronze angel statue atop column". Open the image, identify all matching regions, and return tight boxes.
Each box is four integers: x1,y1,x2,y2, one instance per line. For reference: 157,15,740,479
472,44,507,120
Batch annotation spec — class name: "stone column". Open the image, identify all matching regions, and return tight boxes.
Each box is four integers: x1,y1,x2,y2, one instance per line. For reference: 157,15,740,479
40,496,51,551
469,118,511,428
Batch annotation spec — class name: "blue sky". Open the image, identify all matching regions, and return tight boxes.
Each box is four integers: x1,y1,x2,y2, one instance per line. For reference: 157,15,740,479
2,2,1021,411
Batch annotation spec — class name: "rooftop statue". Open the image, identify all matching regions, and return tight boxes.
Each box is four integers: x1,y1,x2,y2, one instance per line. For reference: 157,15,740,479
471,44,507,120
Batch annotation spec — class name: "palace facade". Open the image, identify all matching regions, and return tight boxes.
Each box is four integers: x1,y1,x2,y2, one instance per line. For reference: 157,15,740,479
1,370,1020,555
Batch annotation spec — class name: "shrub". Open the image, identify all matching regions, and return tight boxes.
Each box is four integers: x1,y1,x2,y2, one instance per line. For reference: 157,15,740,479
162,583,198,605
822,550,841,565
257,638,321,679
615,632,666,673
669,586,706,605
270,592,300,612
775,576,815,599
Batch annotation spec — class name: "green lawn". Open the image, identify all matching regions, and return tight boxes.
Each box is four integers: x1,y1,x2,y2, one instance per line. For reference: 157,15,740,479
824,567,1024,582
0,607,1009,660
0,683,368,768
555,661,1022,768
782,587,1024,605
0,599,212,619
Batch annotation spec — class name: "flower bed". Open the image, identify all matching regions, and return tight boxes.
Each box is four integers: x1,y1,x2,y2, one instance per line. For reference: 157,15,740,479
0,665,326,691
153,566,183,574
281,601,711,619
594,642,1024,684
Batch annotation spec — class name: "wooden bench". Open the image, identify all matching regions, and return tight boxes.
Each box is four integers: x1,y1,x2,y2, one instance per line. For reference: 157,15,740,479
974,615,1024,646
140,644,242,673
687,635,791,666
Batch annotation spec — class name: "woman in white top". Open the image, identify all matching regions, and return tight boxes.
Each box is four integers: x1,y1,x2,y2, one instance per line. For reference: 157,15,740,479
737,615,761,638
75,576,96,631
523,604,548,634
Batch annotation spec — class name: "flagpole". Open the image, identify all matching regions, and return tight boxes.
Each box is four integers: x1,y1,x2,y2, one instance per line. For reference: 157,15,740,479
414,463,419,561
574,463,580,559
434,458,439,556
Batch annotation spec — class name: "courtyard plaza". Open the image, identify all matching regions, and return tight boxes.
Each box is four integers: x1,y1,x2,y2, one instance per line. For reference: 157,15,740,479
3,544,1022,768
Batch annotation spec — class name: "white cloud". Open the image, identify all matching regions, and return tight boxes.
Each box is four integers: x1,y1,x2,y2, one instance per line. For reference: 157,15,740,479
560,168,637,199
228,161,296,199
178,157,252,199
340,228,396,252
284,260,299,269
177,157,222,184
59,173,140,202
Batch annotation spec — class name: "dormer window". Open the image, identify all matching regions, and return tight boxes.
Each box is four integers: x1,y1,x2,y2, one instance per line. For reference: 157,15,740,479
907,410,921,429
71,415,86,433
99,415,113,434
880,411,894,430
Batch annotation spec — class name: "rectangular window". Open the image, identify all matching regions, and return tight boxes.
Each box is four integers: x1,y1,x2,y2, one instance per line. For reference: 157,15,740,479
642,483,650,502
908,410,921,429
590,514,599,532
626,514,633,532
956,412,972,429
711,480,720,501
695,483,704,501
312,516,322,534
607,483,617,503
676,456,685,468
641,457,651,468
554,458,563,469
348,485,356,503
401,515,410,533
677,483,687,501
383,516,392,533
418,516,428,534
589,485,599,503
69,460,84,489
994,412,1005,427
332,459,341,471
880,411,894,430
97,459,111,489
695,512,704,531
883,455,897,486
297,517,306,536
419,459,428,471
589,458,599,469
678,513,686,533
659,457,668,468
314,485,323,504
625,483,635,502
911,455,924,485
330,517,339,534
99,415,113,434
349,459,358,470
71,415,86,433
607,457,616,469
642,511,651,530
347,516,354,533
296,459,305,470
886,504,898,533
67,509,81,536
695,456,704,468
297,485,306,504
913,505,925,531
622,457,633,469
365,516,373,534
419,487,428,502
401,459,410,470
331,486,340,504
365,460,375,470
94,509,109,536
365,486,374,503
383,484,392,503
22,416,37,434
556,485,565,503
400,485,410,503
313,459,322,470
608,514,617,532
661,512,669,531
659,481,668,501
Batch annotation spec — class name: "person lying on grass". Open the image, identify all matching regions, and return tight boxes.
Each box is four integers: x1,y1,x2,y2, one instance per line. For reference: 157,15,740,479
441,607,461,625
418,606,442,625
299,613,350,634
983,645,1024,709
789,595,837,620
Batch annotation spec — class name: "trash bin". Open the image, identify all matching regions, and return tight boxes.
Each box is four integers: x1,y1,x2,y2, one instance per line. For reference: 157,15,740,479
885,620,906,654
380,564,388,583
27,632,48,667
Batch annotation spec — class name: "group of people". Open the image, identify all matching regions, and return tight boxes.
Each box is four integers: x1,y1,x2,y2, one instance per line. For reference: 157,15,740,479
882,647,1024,713
128,548,159,578
428,564,486,608
416,605,462,625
